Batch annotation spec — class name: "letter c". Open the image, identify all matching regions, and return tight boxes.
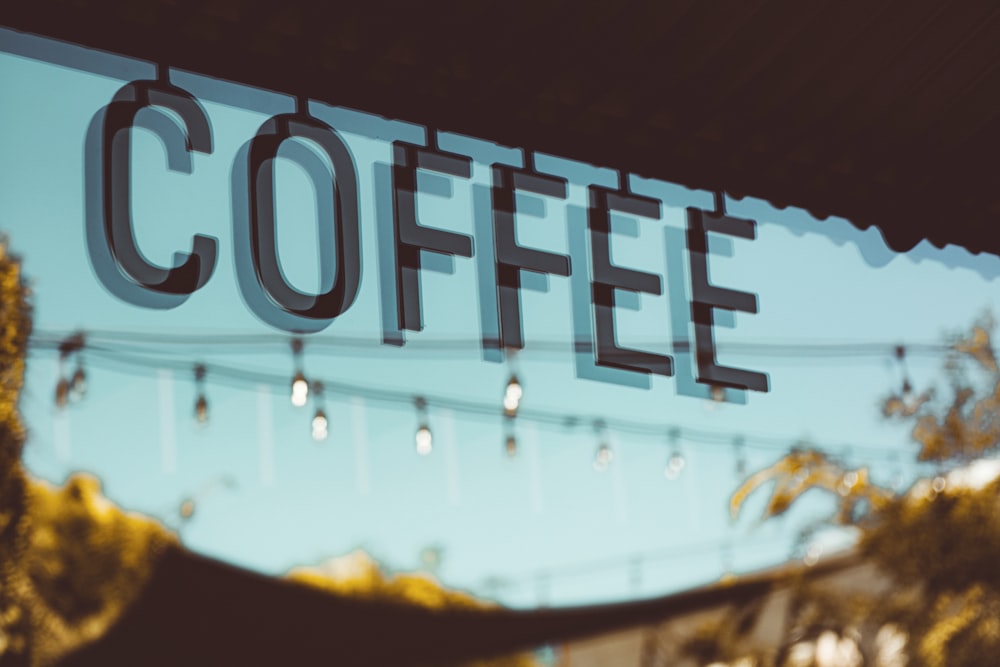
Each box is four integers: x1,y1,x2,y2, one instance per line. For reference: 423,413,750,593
102,80,218,295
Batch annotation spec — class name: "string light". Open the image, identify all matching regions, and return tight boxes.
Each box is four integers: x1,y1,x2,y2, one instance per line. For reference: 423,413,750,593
29,336,917,465
503,373,522,417
414,397,432,455
733,436,747,477
54,334,84,409
290,338,308,407
895,344,913,396
54,375,70,409
503,348,523,417
838,470,860,496
34,327,955,359
291,372,308,407
664,428,685,480
665,452,686,480
69,354,87,402
593,420,612,472
177,476,237,524
311,381,329,442
503,415,517,458
193,364,209,425
931,475,947,494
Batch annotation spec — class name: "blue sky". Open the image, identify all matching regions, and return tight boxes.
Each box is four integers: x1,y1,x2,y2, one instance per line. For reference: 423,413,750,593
3,27,1000,608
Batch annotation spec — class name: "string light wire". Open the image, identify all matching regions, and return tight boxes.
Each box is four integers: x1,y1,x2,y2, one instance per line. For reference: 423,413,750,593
30,329,953,361
28,341,918,463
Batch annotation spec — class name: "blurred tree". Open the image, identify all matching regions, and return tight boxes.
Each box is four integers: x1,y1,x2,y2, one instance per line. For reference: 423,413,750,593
0,238,33,666
712,314,1000,667
0,239,540,667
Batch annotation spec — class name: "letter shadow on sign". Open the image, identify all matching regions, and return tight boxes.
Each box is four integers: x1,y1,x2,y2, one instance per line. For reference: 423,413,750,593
373,161,460,347
472,183,503,363
663,224,747,405
566,204,650,390
373,161,404,346
512,194,554,295
407,170,460,275
84,106,192,310
231,139,338,334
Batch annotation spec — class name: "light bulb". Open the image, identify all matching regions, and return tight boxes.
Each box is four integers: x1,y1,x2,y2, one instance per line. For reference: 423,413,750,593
55,377,70,409
195,394,209,424
505,435,517,458
664,452,685,480
505,375,522,401
291,371,309,407
503,375,522,416
69,366,87,401
593,443,613,472
415,424,433,455
838,471,860,496
710,384,725,402
312,409,328,442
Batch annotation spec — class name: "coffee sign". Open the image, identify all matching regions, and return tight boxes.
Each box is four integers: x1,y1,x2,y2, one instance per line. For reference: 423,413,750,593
91,77,768,395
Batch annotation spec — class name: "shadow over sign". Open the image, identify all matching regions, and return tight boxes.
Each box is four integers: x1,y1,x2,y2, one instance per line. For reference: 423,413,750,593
86,76,769,396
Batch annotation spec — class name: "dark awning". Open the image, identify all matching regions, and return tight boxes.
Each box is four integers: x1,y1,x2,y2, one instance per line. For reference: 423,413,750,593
56,545,857,666
4,1,999,255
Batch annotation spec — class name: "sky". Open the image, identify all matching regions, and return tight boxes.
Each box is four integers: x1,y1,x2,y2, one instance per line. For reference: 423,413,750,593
3,27,1000,609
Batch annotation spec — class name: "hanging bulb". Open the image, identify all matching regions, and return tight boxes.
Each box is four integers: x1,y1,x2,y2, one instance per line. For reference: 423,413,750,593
710,384,726,403
505,375,523,401
733,436,747,477
592,420,612,471
414,397,432,455
56,333,85,407
593,442,613,472
192,364,209,425
310,381,328,441
664,451,686,480
54,377,70,409
291,371,309,407
505,434,517,458
69,362,87,402
503,374,522,416
415,424,433,455
931,475,947,494
194,394,209,425
289,338,308,406
838,470,860,496
502,414,518,458
312,408,329,442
